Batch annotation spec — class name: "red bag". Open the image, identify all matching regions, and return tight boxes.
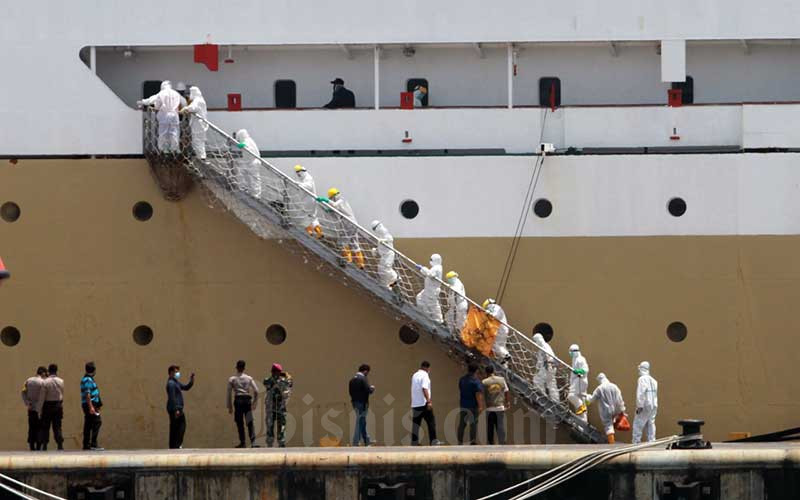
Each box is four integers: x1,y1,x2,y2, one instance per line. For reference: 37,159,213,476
614,413,631,432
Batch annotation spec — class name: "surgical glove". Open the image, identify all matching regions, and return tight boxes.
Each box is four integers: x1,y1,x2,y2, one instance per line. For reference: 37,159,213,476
315,196,329,203
573,368,587,376
237,142,246,149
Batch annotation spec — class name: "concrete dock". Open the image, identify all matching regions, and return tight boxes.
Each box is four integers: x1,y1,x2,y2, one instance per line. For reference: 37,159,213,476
1,443,798,499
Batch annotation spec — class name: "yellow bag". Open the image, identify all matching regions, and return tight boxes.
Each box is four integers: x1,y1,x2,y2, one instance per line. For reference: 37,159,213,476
460,304,500,357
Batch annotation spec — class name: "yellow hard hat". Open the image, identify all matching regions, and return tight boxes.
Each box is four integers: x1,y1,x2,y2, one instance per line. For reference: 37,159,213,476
327,187,340,198
482,298,495,309
445,271,458,280
294,164,306,173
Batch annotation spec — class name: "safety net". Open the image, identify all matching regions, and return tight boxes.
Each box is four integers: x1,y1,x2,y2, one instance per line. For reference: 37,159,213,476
141,109,604,443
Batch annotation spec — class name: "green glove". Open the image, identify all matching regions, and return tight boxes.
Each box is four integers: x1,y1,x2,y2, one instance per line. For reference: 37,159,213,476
573,368,587,376
315,196,330,203
237,142,246,149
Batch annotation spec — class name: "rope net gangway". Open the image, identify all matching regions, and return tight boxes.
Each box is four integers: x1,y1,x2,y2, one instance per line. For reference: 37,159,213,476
141,110,605,443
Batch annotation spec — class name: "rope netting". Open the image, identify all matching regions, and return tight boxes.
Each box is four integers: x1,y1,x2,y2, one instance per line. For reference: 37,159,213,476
141,109,602,440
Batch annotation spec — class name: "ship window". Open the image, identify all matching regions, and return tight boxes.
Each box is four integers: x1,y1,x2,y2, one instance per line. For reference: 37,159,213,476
1,202,21,223
133,201,153,221
1,326,20,347
400,199,419,219
539,77,561,107
406,79,429,107
132,325,153,346
274,80,297,109
668,197,687,217
266,324,287,345
671,76,694,104
533,322,554,342
399,324,419,344
533,198,553,218
142,81,162,99
667,321,687,342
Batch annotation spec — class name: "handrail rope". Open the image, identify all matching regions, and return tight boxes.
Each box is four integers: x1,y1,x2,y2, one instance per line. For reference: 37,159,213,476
193,114,574,373
0,482,38,500
478,434,700,500
0,474,66,500
496,107,549,303
510,434,703,499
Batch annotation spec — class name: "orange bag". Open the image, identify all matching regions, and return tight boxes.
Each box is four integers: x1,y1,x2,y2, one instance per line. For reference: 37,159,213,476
614,413,631,432
459,304,500,357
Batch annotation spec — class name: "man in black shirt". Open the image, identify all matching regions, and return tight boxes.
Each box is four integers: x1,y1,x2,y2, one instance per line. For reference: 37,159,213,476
323,78,356,109
166,365,195,449
348,364,375,446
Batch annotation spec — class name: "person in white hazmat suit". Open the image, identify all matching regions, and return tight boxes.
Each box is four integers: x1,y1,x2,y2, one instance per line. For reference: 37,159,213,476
632,361,658,444
291,165,323,238
482,299,511,363
416,254,444,323
234,129,262,198
321,188,365,269
370,220,398,288
532,333,559,401
586,372,626,443
137,80,183,153
179,86,208,160
567,344,590,421
445,271,467,334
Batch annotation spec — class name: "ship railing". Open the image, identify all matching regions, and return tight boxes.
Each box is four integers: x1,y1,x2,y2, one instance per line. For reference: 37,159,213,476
141,108,602,441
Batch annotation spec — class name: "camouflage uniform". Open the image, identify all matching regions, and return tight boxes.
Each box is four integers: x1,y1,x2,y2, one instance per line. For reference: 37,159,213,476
264,373,293,447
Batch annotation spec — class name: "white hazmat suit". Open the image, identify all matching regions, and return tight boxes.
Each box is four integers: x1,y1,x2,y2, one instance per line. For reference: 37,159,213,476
587,373,626,439
139,80,183,153
532,333,559,401
416,254,443,323
371,221,398,288
632,361,658,444
567,344,590,422
328,191,364,268
292,166,322,237
180,86,208,159
234,129,262,198
445,273,467,334
485,300,510,361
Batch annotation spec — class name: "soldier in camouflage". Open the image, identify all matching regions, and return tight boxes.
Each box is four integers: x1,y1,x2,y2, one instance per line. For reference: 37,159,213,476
264,363,293,447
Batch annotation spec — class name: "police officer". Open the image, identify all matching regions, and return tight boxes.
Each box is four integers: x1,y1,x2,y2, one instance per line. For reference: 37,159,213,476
21,366,46,450
227,360,259,448
38,364,65,450
264,363,293,448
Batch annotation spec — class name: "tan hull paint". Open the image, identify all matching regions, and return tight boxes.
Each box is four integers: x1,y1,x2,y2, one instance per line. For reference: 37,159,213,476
0,159,795,449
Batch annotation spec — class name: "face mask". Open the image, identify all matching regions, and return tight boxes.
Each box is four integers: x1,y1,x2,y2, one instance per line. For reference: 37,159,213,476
570,351,577,358
174,372,181,379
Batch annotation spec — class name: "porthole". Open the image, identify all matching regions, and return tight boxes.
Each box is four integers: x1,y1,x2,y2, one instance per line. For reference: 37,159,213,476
399,324,419,344
400,200,419,220
533,323,554,342
668,197,686,217
132,201,153,221
533,199,552,218
1,202,21,223
1,326,21,347
266,324,287,345
132,325,154,346
666,321,687,342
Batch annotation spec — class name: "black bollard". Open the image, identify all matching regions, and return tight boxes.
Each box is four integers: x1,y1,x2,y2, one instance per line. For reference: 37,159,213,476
670,419,712,449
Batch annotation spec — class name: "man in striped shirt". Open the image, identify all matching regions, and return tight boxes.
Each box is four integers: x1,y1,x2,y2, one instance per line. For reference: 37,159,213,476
80,361,103,451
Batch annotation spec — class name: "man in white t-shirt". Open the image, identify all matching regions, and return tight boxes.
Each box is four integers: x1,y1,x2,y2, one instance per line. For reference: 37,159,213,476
410,361,441,445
